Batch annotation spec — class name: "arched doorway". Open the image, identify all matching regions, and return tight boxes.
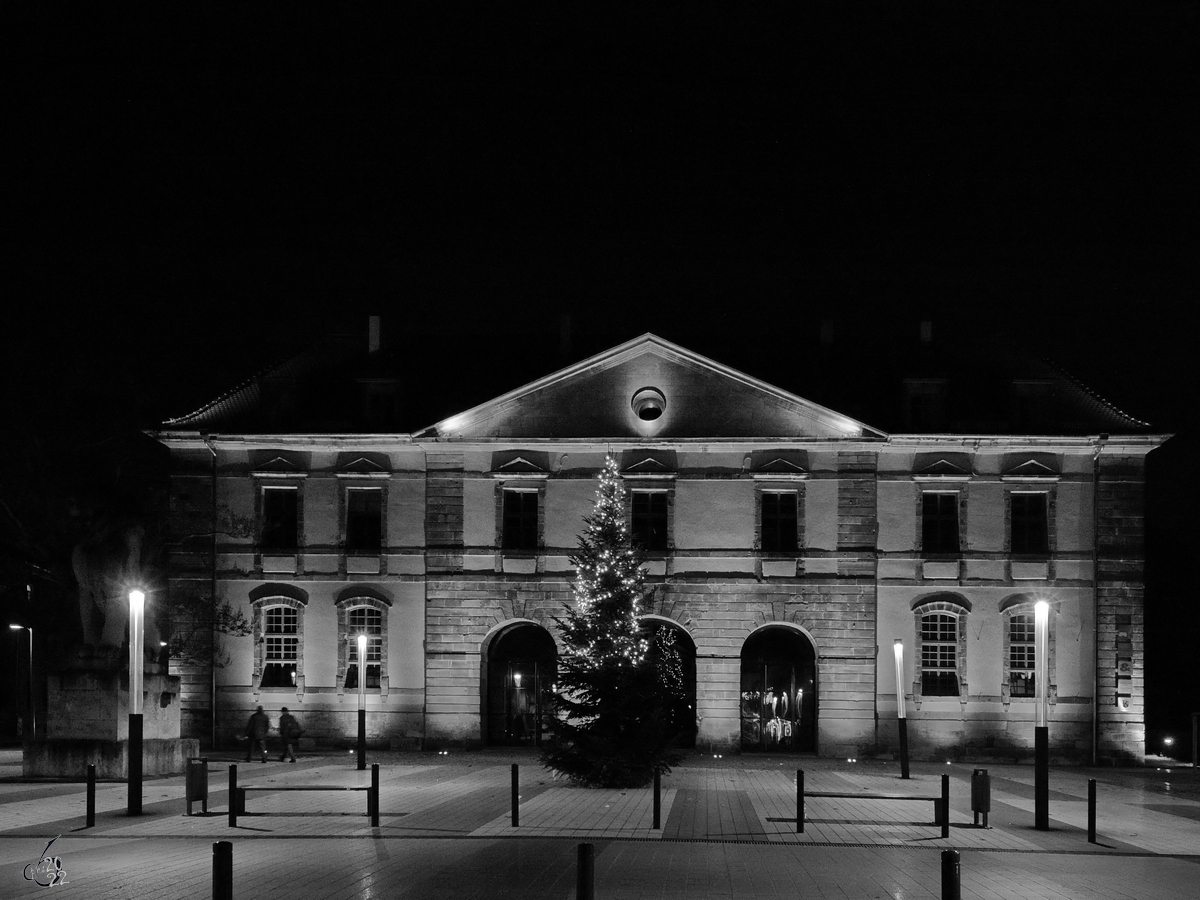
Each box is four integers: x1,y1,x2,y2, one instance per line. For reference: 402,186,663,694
740,626,817,752
485,622,557,747
641,617,698,748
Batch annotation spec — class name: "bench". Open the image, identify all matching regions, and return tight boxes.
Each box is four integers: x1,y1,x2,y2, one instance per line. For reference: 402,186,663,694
228,764,380,827
796,771,950,837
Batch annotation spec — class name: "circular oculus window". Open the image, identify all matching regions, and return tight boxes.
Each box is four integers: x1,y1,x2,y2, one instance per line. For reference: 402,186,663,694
631,387,666,421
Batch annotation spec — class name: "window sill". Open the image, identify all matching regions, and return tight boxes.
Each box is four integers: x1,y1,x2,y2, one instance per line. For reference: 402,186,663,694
761,559,797,578
261,553,298,574
1011,560,1050,580
922,559,960,580
501,556,538,574
346,554,381,575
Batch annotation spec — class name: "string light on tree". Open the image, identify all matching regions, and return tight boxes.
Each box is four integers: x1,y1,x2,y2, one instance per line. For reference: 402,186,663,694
541,454,682,788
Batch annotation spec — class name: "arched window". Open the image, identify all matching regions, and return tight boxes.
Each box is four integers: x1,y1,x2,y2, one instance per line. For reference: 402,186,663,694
336,593,391,698
250,592,307,696
1000,595,1056,706
345,607,382,689
912,595,970,703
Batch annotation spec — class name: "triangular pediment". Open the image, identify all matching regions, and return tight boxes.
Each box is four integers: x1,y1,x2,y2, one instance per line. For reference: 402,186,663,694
417,334,886,441
255,455,300,473
340,455,388,474
493,456,547,474
756,457,808,475
622,455,675,476
1004,458,1058,477
914,453,972,477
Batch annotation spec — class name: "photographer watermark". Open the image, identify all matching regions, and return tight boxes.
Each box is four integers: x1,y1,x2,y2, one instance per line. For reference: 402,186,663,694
22,836,69,887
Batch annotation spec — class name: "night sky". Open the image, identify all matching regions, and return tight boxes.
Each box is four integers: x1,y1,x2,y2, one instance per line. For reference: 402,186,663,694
4,8,1196,740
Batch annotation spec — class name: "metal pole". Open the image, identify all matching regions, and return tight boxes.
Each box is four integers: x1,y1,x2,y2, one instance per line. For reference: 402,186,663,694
228,764,238,828
357,634,367,771
652,767,661,829
1034,600,1050,831
86,764,95,828
894,640,910,779
1087,778,1097,843
127,713,143,816
213,840,233,900
357,709,366,771
940,849,960,900
27,627,34,740
576,843,594,900
941,773,950,839
511,763,519,827
128,591,145,817
796,768,804,833
371,763,380,827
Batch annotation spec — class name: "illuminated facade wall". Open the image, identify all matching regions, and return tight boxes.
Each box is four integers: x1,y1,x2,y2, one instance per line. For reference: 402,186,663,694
157,335,1160,762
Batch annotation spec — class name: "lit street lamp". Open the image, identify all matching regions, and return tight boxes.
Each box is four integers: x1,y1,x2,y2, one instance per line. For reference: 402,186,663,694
1034,599,1049,830
357,633,367,771
894,639,910,779
128,590,145,816
8,625,34,741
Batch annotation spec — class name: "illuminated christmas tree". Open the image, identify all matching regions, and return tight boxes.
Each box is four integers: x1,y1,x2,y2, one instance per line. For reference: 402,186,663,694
541,455,682,787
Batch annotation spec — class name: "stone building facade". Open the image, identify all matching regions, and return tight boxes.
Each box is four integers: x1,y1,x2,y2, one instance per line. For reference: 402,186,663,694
154,331,1165,762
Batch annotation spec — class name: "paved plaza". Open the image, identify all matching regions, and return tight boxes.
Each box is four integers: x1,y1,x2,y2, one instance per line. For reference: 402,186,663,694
1,747,1197,898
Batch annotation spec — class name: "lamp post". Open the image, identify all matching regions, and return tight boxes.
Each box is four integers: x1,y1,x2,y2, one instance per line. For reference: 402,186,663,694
128,590,145,816
894,639,910,779
8,625,34,742
1034,600,1050,830
357,633,367,771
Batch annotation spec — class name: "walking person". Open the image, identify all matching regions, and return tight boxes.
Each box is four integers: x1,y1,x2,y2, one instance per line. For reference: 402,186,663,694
244,706,270,763
278,707,302,762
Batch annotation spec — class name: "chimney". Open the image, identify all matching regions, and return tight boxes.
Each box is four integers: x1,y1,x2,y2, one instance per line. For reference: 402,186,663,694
368,316,382,354
919,319,933,344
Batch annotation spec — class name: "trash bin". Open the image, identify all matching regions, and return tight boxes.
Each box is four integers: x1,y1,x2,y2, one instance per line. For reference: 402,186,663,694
970,768,990,827
186,757,209,816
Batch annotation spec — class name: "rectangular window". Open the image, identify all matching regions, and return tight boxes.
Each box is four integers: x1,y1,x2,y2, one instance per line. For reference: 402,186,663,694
631,491,669,551
261,606,298,688
1009,614,1036,697
345,607,382,689
761,492,798,552
1011,493,1049,555
261,487,298,551
501,490,539,552
346,489,383,553
920,613,959,696
921,493,960,555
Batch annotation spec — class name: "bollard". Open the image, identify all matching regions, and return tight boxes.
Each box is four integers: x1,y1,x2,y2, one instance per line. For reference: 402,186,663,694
970,768,990,827
228,765,238,828
796,768,805,834
941,773,950,839
652,768,661,829
511,763,519,828
1087,778,1097,844
371,763,380,827
940,848,960,900
213,840,233,900
86,764,96,828
576,842,595,900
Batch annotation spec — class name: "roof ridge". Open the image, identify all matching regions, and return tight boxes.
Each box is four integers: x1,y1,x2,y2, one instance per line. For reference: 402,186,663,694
1040,356,1152,430
161,340,327,428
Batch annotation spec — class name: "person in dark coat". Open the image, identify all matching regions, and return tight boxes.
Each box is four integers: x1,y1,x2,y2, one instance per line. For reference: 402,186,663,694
245,706,270,763
278,707,302,762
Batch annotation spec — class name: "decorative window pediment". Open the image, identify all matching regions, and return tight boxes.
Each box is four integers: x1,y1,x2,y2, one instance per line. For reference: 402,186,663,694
912,453,972,481
490,456,549,478
622,455,676,479
253,455,307,478
337,455,390,478
1001,456,1060,482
